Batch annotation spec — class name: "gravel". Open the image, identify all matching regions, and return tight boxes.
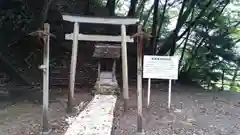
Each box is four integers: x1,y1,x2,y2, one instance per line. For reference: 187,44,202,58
1,84,240,135
0,90,93,135
112,85,240,135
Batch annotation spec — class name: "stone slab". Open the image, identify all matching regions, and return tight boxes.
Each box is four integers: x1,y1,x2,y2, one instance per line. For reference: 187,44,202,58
64,95,117,135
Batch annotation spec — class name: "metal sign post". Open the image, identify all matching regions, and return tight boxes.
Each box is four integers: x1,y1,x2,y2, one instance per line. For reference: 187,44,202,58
168,79,172,110
147,78,151,108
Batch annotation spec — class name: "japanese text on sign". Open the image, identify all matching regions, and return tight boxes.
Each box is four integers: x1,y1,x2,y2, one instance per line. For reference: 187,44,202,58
143,55,179,80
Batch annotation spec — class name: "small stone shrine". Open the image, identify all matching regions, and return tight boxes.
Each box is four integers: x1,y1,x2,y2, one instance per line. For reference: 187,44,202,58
92,43,121,95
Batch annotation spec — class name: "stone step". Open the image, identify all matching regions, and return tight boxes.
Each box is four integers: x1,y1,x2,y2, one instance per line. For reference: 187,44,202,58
100,71,114,79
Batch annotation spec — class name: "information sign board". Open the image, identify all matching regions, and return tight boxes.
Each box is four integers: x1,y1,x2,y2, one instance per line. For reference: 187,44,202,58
143,55,179,80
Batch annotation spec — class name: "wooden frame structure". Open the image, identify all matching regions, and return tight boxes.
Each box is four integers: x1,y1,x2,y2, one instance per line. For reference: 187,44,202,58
62,14,139,112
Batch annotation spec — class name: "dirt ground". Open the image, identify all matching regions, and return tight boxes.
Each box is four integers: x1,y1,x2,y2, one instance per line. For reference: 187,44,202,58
112,84,240,135
0,88,93,135
1,84,240,135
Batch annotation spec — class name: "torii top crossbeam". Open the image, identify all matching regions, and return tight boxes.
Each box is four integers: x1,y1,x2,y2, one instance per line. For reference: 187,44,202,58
62,14,139,25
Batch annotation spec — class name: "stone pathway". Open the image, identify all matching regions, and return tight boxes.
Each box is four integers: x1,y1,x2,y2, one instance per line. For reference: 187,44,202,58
65,94,117,135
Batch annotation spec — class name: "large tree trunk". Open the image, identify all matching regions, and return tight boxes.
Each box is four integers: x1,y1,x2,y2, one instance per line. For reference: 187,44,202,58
106,0,116,16
156,0,168,39
127,0,138,17
136,0,148,16
186,38,205,72
142,4,154,28
179,29,191,71
149,0,160,54
179,7,195,70
31,0,53,30
230,65,240,90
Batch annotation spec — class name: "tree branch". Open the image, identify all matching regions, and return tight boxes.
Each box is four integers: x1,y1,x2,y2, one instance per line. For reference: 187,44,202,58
106,0,116,16
178,0,227,40
136,0,148,16
142,4,154,28
156,0,168,38
150,0,160,54
127,0,138,17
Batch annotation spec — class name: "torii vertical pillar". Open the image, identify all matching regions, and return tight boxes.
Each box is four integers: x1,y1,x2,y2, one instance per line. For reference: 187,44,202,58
121,25,129,111
67,22,79,113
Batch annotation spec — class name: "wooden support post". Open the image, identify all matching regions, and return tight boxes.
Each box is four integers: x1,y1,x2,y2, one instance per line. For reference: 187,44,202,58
136,26,144,134
131,26,151,134
67,22,79,113
112,60,116,82
168,79,172,110
207,77,210,90
41,23,51,135
98,61,101,81
121,24,129,112
147,78,151,108
97,61,101,89
221,69,224,91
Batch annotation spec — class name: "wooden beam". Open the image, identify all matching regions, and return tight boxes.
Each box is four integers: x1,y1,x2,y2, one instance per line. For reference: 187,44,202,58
67,22,79,113
62,14,139,25
121,25,129,112
65,34,134,43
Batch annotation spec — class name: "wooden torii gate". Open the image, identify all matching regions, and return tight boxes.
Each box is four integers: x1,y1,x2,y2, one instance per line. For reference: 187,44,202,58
62,14,139,112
